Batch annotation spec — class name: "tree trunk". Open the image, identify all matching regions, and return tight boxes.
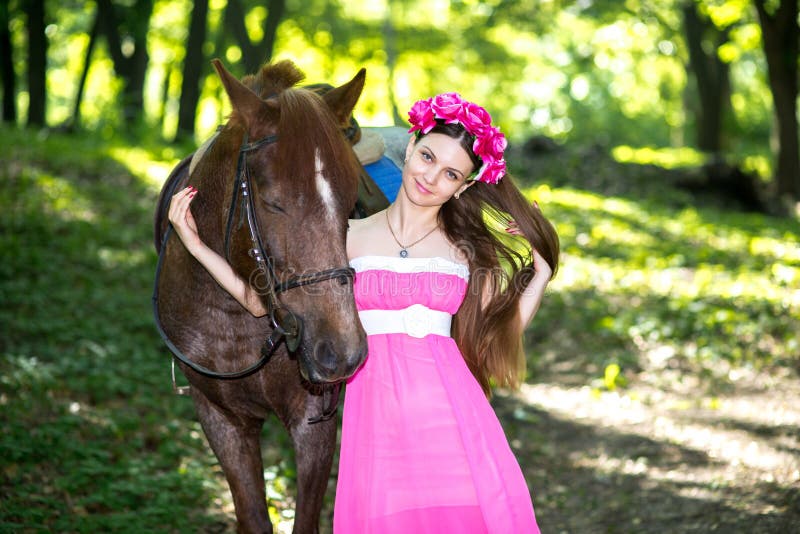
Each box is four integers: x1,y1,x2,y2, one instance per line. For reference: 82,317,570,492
96,0,124,67
755,0,800,202
26,0,46,127
225,0,285,73
70,10,101,130
682,1,731,153
262,0,285,63
176,0,210,140
125,0,152,125
158,63,172,132
0,0,16,123
224,0,257,73
96,0,154,126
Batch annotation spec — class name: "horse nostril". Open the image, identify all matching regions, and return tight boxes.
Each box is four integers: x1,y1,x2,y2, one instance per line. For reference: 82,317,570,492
313,340,338,374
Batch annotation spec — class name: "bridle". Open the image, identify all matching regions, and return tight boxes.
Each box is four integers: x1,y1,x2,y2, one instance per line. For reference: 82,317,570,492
224,132,355,360
152,128,356,422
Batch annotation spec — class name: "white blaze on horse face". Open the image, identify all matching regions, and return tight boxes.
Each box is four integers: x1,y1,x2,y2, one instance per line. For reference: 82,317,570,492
315,149,336,218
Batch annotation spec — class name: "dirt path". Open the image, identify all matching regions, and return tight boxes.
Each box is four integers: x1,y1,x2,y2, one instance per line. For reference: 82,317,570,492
204,370,800,533
493,369,800,533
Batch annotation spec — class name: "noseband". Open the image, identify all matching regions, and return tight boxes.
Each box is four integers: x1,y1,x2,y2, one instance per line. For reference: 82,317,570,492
153,130,355,421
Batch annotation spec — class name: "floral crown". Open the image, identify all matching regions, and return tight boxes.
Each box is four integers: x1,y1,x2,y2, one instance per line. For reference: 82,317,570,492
407,92,507,185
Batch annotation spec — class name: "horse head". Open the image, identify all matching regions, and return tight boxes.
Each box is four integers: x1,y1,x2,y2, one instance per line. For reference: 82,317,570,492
200,59,367,384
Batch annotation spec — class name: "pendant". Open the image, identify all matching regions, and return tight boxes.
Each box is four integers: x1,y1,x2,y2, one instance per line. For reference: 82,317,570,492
399,249,409,258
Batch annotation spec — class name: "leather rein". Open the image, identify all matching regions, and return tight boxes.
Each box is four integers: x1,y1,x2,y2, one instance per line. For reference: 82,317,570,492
152,130,355,422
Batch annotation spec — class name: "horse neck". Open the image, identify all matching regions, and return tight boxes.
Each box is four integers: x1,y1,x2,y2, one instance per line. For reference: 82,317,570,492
193,128,245,254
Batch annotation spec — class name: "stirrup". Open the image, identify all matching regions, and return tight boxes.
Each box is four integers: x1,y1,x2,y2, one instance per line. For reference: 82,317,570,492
171,359,191,396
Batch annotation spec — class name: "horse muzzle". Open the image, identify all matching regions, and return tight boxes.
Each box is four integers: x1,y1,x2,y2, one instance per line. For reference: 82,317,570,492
300,334,367,384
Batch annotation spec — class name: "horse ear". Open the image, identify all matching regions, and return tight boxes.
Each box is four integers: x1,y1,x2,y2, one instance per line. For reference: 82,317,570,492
322,68,366,127
212,59,275,127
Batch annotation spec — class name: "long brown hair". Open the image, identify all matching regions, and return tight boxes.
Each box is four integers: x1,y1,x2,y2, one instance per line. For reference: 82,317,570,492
421,122,560,395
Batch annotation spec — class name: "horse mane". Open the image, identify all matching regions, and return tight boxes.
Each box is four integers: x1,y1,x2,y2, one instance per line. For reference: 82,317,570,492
241,60,306,99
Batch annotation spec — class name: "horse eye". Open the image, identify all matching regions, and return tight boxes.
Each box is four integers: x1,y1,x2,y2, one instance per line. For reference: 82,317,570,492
265,201,285,214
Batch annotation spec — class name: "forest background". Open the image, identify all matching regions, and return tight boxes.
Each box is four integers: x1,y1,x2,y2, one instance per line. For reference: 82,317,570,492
1,0,799,532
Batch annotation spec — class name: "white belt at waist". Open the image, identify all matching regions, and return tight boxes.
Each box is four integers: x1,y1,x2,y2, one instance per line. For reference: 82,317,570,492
358,304,452,338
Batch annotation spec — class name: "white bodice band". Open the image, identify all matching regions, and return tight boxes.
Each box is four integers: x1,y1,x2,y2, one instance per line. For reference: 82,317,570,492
358,304,452,338
350,255,469,338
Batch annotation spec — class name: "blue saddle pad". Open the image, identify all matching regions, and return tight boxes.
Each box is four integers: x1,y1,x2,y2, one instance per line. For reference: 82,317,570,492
363,156,402,202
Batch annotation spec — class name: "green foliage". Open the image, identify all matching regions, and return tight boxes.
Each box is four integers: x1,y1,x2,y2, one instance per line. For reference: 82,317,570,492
4,0,787,209
13,0,776,162
0,126,237,530
518,146,800,389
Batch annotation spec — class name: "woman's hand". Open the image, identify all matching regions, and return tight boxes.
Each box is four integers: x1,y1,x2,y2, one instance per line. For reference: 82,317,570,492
165,186,267,317
503,200,554,327
505,200,553,280
530,247,553,281
168,186,201,251
504,199,539,236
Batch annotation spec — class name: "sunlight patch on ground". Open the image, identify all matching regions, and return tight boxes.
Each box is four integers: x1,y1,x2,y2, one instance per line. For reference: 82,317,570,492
523,183,800,311
554,252,799,306
750,235,800,262
612,145,706,169
188,432,237,530
97,247,151,269
33,173,97,222
275,518,295,533
107,146,179,190
266,464,297,533
527,184,800,265
518,381,800,495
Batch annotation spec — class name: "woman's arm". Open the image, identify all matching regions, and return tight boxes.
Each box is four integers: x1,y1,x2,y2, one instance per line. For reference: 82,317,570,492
517,248,552,329
504,206,554,329
168,187,268,318
478,245,552,329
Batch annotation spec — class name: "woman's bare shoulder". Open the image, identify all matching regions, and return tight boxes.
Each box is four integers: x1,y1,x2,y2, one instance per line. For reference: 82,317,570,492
347,210,387,258
348,210,385,234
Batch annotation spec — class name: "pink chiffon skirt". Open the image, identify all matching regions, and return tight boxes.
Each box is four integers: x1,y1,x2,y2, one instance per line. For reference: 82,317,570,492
333,257,539,533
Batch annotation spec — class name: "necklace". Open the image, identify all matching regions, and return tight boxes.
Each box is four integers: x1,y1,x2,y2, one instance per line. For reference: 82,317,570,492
385,210,439,258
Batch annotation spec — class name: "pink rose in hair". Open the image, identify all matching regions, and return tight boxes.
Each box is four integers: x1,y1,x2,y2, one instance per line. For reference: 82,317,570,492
458,102,492,137
474,126,507,161
477,158,507,185
431,92,464,123
408,98,436,134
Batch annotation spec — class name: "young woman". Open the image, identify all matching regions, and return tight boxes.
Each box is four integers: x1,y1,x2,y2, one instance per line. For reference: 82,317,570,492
169,93,559,533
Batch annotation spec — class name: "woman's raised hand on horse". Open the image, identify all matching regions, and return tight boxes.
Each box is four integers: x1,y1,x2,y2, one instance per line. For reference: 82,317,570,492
167,186,268,317
168,186,201,252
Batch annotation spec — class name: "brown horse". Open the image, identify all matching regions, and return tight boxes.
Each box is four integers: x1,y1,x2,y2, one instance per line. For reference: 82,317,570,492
153,59,368,532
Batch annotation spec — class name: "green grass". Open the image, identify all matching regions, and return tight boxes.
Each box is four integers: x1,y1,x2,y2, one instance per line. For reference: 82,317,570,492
1,125,798,530
515,151,800,388
0,128,230,531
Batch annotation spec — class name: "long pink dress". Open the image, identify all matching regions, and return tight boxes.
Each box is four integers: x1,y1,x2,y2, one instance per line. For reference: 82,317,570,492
334,256,540,533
